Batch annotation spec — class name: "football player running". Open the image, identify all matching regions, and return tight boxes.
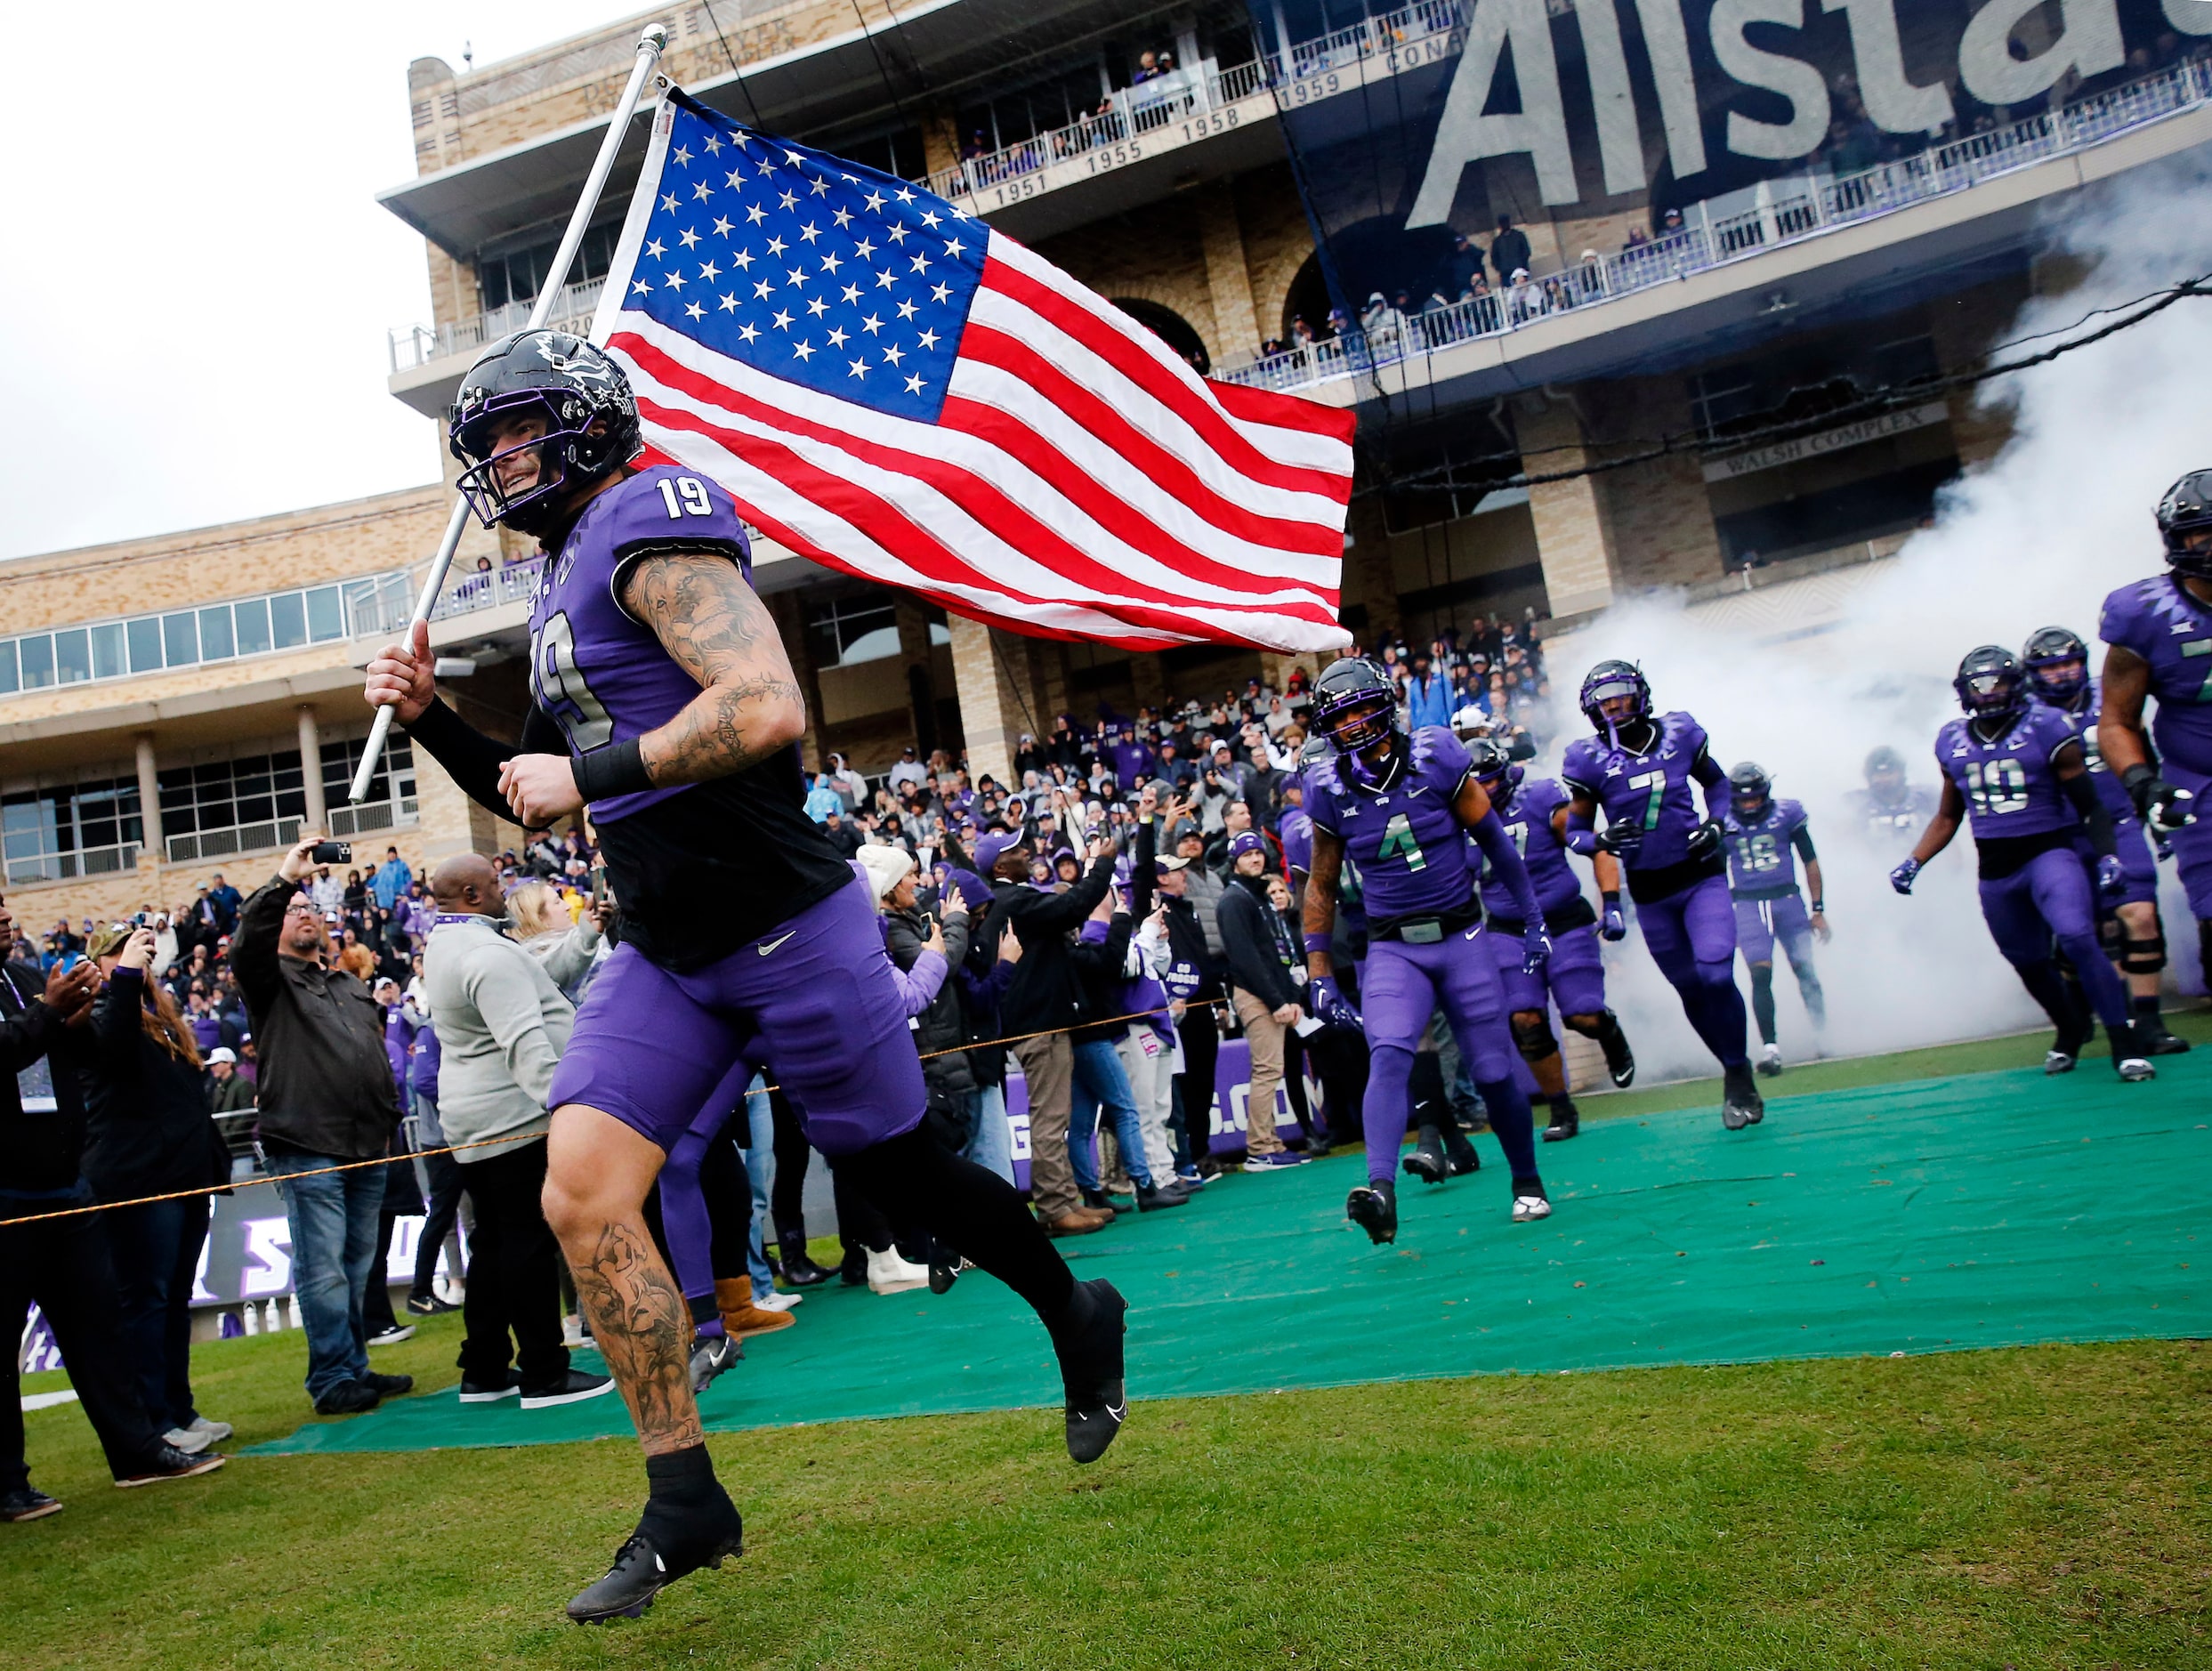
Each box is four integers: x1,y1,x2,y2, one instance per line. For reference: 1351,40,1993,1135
1892,647,2153,1080
1299,658,1554,1246
1465,737,1638,1142
2022,626,2189,1056
363,331,1127,1625
2098,470,2212,1011
1556,663,1764,1130
1720,763,1829,1077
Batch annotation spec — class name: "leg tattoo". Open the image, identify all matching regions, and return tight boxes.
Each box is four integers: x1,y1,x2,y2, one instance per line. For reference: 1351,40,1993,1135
567,1217,703,1456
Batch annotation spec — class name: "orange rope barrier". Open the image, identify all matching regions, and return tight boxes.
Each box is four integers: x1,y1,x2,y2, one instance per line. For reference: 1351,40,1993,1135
0,1005,1191,1227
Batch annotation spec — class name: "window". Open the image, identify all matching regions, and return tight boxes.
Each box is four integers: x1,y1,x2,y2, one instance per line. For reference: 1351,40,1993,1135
162,612,198,667
270,592,306,650
20,636,53,689
54,629,90,684
0,773,141,884
158,748,308,843
477,219,623,314
304,586,343,642
198,606,236,660
0,641,15,695
234,597,270,657
806,590,902,669
127,617,163,674
90,623,125,679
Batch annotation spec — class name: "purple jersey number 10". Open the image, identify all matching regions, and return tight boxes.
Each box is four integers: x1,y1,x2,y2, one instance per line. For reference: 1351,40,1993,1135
1962,758,2030,818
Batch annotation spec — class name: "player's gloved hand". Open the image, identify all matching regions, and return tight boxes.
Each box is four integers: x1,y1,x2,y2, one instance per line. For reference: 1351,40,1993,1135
2096,853,2127,899
1599,899,1627,941
1521,923,1552,975
1595,825,1643,862
1889,857,1921,895
2124,763,2198,833
1683,819,1724,860
1310,974,1361,1030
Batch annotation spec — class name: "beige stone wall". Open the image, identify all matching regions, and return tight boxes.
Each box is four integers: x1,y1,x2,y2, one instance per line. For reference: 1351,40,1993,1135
1586,376,1725,593
0,487,449,637
1514,394,1617,618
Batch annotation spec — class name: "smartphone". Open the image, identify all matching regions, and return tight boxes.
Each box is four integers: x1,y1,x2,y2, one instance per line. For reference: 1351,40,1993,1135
311,840,351,865
590,865,610,907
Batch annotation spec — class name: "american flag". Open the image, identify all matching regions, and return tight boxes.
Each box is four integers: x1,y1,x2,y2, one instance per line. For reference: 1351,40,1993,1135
589,91,1355,654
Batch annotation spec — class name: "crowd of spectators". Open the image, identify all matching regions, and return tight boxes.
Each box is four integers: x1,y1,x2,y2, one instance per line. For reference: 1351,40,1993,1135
4,618,1561,1503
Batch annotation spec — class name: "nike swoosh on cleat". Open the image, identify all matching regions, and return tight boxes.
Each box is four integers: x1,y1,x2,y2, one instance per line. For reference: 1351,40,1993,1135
1105,1401,1126,1423
756,931,797,956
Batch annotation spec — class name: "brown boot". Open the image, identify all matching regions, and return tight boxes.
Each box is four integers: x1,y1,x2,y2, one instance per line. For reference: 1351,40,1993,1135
1039,1207,1110,1237
715,1276,795,1338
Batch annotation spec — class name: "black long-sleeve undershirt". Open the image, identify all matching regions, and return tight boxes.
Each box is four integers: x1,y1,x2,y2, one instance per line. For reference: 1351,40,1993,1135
2061,770,2117,858
401,698,566,826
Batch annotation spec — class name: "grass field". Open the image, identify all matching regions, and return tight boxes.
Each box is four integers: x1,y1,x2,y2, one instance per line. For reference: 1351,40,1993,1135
9,1016,2212,1669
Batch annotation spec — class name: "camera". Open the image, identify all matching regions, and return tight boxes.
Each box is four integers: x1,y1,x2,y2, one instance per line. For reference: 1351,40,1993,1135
310,840,351,865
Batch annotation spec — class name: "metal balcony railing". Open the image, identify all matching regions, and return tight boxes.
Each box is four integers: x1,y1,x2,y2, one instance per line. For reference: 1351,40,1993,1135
1,841,141,887
390,277,605,375
345,554,550,642
1217,57,2212,397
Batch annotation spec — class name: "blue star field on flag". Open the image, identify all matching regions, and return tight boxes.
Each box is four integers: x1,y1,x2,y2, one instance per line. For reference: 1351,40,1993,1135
617,93,988,425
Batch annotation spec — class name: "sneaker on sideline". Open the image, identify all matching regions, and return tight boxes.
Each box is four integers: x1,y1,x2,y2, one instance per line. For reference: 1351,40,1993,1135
114,1445,226,1487
312,1379,382,1417
1241,1151,1307,1173
367,1322,416,1347
459,1369,520,1404
1,1487,62,1522
521,1369,618,1410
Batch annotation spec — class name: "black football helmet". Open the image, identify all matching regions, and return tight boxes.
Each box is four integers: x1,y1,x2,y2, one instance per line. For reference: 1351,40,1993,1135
2156,469,2212,577
1728,761,1772,819
1311,658,1400,755
448,330,642,536
1466,736,1521,806
1578,660,1651,739
1953,645,2026,721
2021,626,2090,706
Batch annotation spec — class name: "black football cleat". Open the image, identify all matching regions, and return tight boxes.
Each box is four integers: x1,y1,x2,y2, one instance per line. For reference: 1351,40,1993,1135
1050,1278,1128,1465
1402,1126,1449,1185
1346,1182,1398,1245
2136,1013,2192,1055
1720,1062,1765,1131
688,1331,743,1395
1441,1125,1481,1175
1541,1099,1579,1142
1595,1011,1637,1088
2110,1022,2156,1083
566,1494,744,1625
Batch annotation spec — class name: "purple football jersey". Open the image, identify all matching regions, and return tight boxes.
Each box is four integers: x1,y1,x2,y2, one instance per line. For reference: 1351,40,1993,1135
2098,575,2212,775
2031,678,2135,823
1933,705,2081,840
1477,776,1584,918
1724,797,1807,893
1304,727,1475,919
1280,806,1312,878
529,465,755,821
1559,711,1716,871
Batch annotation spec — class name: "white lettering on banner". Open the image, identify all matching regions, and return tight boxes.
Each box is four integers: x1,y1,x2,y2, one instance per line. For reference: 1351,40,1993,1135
1958,0,2124,106
191,1223,217,1304
1635,0,1709,179
1408,0,1578,222
1822,0,1953,133
238,1216,293,1297
1699,400,1951,480
1008,1108,1031,1163
1578,0,1647,195
2168,0,2212,36
1712,0,1831,160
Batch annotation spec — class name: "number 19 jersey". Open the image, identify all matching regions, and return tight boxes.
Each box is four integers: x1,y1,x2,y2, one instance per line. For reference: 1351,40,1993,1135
1933,705,2079,841
526,464,851,971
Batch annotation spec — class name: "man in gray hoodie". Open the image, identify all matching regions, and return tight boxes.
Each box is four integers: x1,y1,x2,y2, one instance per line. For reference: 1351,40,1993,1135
423,855,611,1411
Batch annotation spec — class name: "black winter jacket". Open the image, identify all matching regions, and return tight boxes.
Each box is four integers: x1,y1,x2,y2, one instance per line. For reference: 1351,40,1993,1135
230,877,401,1160
1216,872,1303,1012
885,895,976,1094
981,854,1114,1037
78,967,228,1202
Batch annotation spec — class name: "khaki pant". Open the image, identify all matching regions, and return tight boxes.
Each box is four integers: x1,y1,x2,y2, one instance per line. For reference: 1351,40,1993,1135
1115,1026,1179,1183
1231,988,1287,1157
1012,1031,1078,1217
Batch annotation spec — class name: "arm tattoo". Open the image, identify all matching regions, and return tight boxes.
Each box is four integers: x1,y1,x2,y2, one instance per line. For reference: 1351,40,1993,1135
567,1218,703,1455
625,553,808,786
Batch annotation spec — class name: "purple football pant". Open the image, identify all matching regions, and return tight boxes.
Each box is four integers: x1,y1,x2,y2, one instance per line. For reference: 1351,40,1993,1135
1359,927,1540,1190
1493,922,1608,1020
659,1057,760,1306
549,874,925,1157
1635,871,1750,1069
1978,846,2132,1029
1732,892,1813,967
2152,763,2212,920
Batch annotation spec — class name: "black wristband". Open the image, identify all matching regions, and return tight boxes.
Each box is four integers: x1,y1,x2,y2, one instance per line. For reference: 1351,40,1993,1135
1601,890,1621,910
571,738,654,803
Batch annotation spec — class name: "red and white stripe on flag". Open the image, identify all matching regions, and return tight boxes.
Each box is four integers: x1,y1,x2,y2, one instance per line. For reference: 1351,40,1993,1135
595,126,1354,653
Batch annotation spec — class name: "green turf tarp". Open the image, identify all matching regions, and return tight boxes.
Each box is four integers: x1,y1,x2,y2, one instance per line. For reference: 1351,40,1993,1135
249,1053,2212,1456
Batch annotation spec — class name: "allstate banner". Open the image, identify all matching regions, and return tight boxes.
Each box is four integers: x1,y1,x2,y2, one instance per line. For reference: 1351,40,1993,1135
1256,0,2201,318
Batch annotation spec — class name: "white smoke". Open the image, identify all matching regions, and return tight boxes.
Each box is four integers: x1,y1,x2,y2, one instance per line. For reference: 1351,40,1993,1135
1544,149,2212,1081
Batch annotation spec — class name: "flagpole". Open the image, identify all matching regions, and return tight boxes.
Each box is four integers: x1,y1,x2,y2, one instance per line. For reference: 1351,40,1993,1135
350,22,669,806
